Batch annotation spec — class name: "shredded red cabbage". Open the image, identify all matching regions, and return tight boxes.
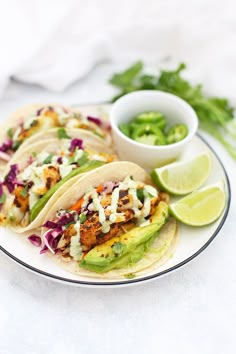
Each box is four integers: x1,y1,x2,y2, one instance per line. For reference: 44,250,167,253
57,156,63,164
41,228,63,254
87,116,111,131
69,138,84,152
103,181,118,193
4,164,19,193
28,234,42,247
36,107,44,116
0,139,13,153
0,183,3,197
57,213,75,226
43,220,58,229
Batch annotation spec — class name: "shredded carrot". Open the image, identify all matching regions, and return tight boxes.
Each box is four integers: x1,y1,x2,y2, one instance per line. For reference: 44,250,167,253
81,251,88,260
70,197,84,211
96,185,103,193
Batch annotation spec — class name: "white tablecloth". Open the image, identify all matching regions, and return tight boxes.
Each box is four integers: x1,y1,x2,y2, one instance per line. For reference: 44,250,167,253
1,1,236,352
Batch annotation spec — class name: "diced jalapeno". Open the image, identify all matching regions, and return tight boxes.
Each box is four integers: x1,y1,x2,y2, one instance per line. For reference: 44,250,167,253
166,124,188,144
119,123,131,137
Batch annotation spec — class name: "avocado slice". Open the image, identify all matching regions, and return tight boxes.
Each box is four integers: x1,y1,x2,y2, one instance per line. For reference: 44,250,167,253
80,201,169,270
30,160,104,222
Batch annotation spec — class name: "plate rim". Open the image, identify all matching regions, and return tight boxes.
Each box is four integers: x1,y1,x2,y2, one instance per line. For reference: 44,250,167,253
0,133,231,287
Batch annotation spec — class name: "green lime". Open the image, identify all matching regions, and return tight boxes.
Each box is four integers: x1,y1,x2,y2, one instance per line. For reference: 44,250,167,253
151,153,212,195
169,182,226,226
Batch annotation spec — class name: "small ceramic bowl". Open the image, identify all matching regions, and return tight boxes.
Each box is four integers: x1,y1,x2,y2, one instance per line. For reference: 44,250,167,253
110,91,198,170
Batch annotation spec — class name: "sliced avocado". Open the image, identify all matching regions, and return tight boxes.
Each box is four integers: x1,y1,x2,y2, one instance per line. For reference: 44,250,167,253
29,160,104,222
79,228,168,273
80,201,168,268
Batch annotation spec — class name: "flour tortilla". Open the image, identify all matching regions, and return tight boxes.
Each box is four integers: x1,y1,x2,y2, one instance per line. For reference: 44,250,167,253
49,218,178,279
0,103,111,173
3,127,114,176
4,130,114,233
41,161,177,279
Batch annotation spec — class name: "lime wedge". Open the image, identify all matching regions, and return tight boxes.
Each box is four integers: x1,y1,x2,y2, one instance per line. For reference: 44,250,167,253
151,153,212,195
169,182,226,226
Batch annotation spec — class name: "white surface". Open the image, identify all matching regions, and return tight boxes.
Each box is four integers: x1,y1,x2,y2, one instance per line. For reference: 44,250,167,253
1,0,236,101
1,1,236,353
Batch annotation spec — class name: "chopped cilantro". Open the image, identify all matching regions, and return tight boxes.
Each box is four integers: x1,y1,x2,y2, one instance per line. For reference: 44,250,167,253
79,213,87,224
12,141,22,151
64,221,75,229
77,152,89,166
20,184,29,198
31,151,37,158
6,212,16,225
112,242,125,256
0,193,6,204
43,154,53,164
137,188,144,202
57,128,70,139
7,128,13,138
124,273,136,279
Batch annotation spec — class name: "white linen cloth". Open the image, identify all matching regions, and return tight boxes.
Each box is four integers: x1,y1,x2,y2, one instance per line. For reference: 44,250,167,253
0,0,236,102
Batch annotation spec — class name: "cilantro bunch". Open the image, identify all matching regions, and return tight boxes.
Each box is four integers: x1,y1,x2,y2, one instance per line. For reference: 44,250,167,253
109,62,236,159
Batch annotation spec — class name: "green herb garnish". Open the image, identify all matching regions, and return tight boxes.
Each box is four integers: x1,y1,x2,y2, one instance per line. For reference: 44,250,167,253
7,128,13,138
12,141,22,151
57,128,70,139
31,151,37,158
112,242,125,256
124,273,136,279
137,188,144,202
109,62,236,159
43,154,53,164
79,213,87,224
77,152,89,166
0,193,6,204
20,184,29,198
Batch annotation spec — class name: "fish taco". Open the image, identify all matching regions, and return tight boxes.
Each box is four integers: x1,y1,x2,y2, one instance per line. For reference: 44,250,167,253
0,129,115,232
34,162,177,278
0,104,111,171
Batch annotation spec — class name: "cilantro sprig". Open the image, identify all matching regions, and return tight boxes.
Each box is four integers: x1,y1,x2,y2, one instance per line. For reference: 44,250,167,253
109,62,236,159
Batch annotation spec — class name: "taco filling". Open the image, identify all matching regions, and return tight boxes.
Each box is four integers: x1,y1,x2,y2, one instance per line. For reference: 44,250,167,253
1,138,114,226
38,176,169,273
0,105,109,161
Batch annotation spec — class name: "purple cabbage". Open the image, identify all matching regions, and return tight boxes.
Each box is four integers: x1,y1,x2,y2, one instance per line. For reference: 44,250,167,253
4,164,19,193
0,139,13,153
87,116,111,131
103,181,119,194
36,107,44,116
69,138,84,152
57,213,75,226
57,156,63,164
40,228,63,254
43,220,58,229
28,234,42,247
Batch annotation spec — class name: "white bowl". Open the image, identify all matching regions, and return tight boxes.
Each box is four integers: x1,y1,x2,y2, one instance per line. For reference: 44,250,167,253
110,91,198,170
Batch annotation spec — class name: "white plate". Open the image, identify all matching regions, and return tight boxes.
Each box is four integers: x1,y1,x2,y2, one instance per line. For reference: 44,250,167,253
0,104,231,287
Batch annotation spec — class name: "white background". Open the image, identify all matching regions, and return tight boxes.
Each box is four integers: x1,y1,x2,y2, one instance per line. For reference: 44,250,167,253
0,1,236,353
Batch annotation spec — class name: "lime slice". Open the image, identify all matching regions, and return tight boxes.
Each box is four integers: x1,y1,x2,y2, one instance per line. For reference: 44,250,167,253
151,153,212,195
169,182,226,226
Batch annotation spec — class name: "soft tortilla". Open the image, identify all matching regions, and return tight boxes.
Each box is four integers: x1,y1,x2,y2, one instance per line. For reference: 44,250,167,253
48,218,178,279
4,130,114,233
40,161,176,279
0,103,111,173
